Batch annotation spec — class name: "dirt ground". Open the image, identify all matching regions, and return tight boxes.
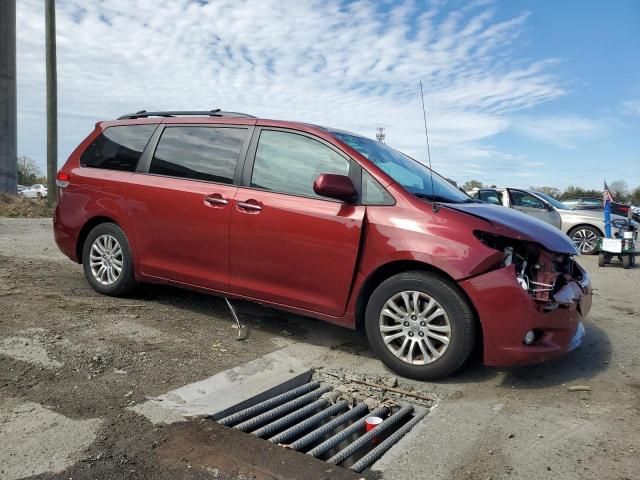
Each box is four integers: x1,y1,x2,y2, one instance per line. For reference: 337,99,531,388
0,218,638,480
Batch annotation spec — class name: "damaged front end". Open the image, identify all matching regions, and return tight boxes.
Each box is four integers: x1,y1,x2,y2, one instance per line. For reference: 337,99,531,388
474,231,590,312
459,231,593,367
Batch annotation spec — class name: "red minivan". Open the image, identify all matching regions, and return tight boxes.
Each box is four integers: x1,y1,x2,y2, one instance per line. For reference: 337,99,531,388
54,110,592,379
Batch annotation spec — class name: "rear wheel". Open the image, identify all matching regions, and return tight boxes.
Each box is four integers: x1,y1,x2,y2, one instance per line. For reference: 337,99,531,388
82,223,137,296
622,255,632,269
365,271,475,380
569,226,601,255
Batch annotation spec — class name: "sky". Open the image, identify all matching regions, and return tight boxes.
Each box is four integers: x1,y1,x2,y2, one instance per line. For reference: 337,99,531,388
15,0,640,190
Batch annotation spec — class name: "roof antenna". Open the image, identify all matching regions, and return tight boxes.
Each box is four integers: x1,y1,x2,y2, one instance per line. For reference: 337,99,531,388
419,80,438,213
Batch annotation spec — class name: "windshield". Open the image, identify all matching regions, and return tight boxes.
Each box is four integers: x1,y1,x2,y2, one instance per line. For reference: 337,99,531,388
330,131,472,204
534,191,569,210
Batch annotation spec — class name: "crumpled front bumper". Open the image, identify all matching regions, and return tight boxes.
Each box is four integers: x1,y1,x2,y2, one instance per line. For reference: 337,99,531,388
459,262,592,367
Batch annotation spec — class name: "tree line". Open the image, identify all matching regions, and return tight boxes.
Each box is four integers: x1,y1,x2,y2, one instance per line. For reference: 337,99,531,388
461,179,640,205
17,156,47,186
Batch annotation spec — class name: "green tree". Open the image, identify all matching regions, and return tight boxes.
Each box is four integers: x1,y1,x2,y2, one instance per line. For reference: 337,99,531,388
608,180,629,203
17,156,40,186
629,186,640,205
462,180,483,191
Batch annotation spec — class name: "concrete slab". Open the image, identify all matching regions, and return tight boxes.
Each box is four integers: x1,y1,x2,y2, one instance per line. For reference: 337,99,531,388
131,347,321,424
0,400,102,480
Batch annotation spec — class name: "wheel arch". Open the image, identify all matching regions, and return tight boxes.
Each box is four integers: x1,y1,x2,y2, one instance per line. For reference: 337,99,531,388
567,223,604,237
76,216,119,264
354,260,483,352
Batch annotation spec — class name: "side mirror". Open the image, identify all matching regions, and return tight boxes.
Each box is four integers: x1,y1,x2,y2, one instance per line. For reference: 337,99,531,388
313,174,356,202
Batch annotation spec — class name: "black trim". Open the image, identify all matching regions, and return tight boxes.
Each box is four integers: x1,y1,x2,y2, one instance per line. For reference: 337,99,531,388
118,109,256,120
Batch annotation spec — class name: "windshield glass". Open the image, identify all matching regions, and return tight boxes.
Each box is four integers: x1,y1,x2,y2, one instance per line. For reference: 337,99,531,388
534,191,569,210
330,131,472,203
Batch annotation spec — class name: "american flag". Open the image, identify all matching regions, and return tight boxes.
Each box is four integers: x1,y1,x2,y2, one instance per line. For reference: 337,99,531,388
603,181,614,204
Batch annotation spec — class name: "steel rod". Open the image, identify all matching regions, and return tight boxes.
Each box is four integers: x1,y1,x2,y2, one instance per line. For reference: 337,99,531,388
252,398,328,438
287,402,368,451
269,400,348,444
350,409,428,472
307,405,389,458
327,405,414,465
218,381,321,426
234,385,332,432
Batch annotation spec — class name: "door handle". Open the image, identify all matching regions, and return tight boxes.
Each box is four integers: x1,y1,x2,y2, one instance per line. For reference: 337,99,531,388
204,195,229,206
237,201,262,212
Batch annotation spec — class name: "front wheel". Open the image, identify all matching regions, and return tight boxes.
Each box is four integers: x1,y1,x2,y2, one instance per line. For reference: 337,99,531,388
365,271,475,380
570,226,601,255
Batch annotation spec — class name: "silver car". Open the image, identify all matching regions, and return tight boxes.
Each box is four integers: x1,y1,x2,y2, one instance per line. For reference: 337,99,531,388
469,187,637,255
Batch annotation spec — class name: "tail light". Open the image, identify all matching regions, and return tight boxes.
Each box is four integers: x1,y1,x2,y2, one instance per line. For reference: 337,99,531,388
56,171,70,188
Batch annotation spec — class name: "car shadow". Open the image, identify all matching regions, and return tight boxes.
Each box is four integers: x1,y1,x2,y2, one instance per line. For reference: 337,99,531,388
129,284,611,390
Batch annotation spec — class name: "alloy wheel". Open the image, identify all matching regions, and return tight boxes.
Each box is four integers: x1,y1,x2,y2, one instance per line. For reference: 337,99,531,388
378,291,451,365
571,228,599,253
89,234,123,285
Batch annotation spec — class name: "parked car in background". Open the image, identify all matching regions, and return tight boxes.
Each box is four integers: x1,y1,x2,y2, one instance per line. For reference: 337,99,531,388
17,184,27,193
20,184,48,199
563,197,636,220
53,110,592,380
468,188,638,255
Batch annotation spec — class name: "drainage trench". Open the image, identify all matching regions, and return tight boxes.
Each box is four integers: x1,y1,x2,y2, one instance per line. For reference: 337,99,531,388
211,376,430,472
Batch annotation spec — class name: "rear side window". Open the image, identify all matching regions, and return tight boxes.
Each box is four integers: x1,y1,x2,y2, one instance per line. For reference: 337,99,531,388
150,127,246,184
251,130,350,198
80,125,156,171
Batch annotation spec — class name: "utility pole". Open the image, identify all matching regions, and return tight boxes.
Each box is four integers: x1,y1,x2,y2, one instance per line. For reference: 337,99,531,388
45,0,58,204
0,0,17,193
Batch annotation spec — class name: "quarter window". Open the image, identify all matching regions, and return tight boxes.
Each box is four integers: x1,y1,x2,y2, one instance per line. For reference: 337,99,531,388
80,125,156,172
150,127,246,184
362,170,394,205
251,130,350,198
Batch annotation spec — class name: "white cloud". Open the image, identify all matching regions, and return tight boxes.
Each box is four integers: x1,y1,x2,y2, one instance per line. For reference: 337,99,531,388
511,114,606,149
17,0,568,182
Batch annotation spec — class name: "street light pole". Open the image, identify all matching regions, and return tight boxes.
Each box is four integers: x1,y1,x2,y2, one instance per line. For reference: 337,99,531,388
45,0,57,204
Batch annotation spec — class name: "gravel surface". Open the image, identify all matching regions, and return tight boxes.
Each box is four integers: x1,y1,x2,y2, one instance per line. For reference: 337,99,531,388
0,218,638,479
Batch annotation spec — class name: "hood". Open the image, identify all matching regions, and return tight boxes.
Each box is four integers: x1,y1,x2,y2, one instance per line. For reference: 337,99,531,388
445,203,579,255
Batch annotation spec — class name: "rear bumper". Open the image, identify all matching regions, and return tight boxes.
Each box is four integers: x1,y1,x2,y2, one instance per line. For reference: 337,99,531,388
459,263,592,367
53,205,80,262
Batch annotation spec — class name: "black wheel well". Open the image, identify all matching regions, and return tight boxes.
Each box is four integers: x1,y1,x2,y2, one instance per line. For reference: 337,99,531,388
568,224,603,237
76,216,117,263
354,261,482,344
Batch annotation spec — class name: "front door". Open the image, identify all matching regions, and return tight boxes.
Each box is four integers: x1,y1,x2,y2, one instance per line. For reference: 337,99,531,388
126,125,249,291
229,129,365,316
508,189,562,228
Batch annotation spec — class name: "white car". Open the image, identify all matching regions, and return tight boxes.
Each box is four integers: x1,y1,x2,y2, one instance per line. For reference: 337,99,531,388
20,184,48,199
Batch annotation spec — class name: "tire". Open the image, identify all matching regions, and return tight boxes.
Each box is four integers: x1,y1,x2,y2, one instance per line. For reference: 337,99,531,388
82,222,137,296
365,271,475,380
569,225,601,255
622,255,632,269
598,253,606,267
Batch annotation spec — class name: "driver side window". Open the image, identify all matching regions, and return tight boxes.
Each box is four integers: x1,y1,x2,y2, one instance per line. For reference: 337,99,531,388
251,130,350,199
510,191,545,209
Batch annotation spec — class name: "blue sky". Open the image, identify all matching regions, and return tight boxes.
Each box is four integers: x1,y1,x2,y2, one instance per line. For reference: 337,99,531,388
16,0,640,190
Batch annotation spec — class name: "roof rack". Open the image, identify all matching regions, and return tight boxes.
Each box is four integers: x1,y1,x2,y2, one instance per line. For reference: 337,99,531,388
117,109,256,120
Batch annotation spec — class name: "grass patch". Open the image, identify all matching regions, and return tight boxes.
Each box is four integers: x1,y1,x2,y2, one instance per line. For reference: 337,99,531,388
0,193,54,218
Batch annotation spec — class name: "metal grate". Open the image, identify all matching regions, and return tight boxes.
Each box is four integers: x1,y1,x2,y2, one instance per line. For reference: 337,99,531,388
212,378,428,472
